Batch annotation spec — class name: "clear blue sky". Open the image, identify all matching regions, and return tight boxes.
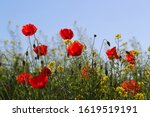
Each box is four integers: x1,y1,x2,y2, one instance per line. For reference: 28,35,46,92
0,0,150,51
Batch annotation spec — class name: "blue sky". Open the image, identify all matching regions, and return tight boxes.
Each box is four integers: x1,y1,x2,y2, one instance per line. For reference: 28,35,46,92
0,0,150,51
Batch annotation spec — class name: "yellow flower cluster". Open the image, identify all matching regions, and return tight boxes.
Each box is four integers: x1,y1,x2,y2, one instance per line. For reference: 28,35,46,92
144,70,150,79
57,65,64,72
115,33,121,39
116,87,128,97
134,93,145,100
137,82,144,87
130,50,140,56
100,76,109,93
120,64,135,72
48,61,56,68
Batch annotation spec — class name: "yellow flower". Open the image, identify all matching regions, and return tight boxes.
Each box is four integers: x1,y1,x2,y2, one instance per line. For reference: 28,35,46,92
57,66,64,72
148,45,150,51
115,33,121,39
137,82,144,87
51,70,55,75
51,49,56,54
92,51,97,56
134,93,145,100
102,76,109,81
48,61,56,68
64,39,72,45
116,87,127,97
130,50,140,56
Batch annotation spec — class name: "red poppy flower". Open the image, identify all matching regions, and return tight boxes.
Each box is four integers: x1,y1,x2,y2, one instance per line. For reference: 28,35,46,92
126,52,136,64
40,66,51,76
22,24,37,36
16,72,32,85
121,80,141,94
60,28,74,40
67,41,83,56
106,47,119,60
33,44,48,56
81,67,91,79
29,74,48,89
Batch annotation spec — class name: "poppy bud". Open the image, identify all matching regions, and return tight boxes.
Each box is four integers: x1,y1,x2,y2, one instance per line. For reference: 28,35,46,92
41,60,44,66
94,34,97,37
107,41,111,46
67,52,70,58
25,51,28,56
94,62,97,67
22,60,26,66
37,55,39,60
126,51,130,54
33,44,36,48
78,63,82,70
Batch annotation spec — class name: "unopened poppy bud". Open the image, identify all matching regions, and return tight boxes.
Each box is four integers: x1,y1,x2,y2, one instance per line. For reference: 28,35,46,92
94,62,97,67
78,63,82,70
126,51,130,54
25,51,28,56
37,55,39,60
33,44,36,48
94,34,97,37
22,60,26,66
107,41,111,46
41,60,44,66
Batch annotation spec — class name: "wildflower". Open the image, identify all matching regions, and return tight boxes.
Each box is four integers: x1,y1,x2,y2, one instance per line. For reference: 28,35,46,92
115,33,121,39
116,87,128,97
130,50,140,56
29,74,48,89
137,82,144,87
121,80,141,94
33,44,48,56
51,70,55,75
67,41,83,56
126,51,136,64
148,45,150,51
16,72,32,85
59,28,74,40
22,24,37,36
57,66,64,72
48,61,56,68
81,67,91,79
126,64,135,70
40,66,51,76
92,51,97,56
134,93,145,100
122,42,128,46
64,39,72,45
106,47,119,60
